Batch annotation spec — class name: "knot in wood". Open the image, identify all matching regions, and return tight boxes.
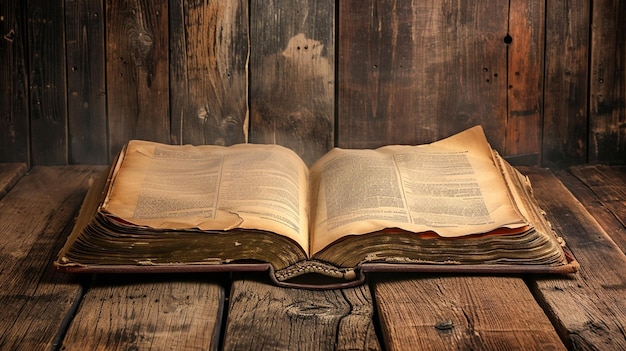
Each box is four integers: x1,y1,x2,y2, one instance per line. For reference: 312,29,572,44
285,301,340,319
126,20,154,67
434,320,454,331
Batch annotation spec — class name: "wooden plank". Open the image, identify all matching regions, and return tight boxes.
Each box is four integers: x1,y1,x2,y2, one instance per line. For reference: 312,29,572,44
65,0,108,164
523,167,626,350
589,0,626,164
222,276,381,351
0,163,27,199
0,166,102,350
563,165,626,253
169,0,248,146
568,165,626,214
61,274,225,351
249,0,334,166
27,0,68,165
506,0,544,165
373,275,565,350
542,0,590,168
0,0,30,164
338,0,509,152
106,0,170,160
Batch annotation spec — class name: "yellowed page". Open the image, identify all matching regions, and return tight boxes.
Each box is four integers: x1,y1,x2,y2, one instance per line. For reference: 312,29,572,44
102,140,310,253
309,126,528,255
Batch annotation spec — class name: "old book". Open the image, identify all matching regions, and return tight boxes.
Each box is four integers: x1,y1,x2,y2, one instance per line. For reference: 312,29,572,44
55,126,578,288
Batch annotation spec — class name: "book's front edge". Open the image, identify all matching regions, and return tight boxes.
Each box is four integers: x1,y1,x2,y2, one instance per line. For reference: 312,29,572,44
55,247,578,290
359,249,579,275
54,261,273,274
55,260,368,290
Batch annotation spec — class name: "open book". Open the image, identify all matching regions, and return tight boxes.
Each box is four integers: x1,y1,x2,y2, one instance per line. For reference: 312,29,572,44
55,126,578,288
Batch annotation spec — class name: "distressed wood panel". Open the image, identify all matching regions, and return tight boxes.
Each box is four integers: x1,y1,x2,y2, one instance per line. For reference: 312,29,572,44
65,0,109,164
542,0,590,168
169,0,248,146
523,167,626,350
223,277,380,351
0,166,100,350
65,0,108,164
249,0,335,166
0,163,26,199
106,0,169,160
374,275,566,351
589,0,626,164
1,2,626,166
28,0,67,165
0,0,29,164
505,0,545,165
61,275,225,351
564,165,626,254
338,0,509,152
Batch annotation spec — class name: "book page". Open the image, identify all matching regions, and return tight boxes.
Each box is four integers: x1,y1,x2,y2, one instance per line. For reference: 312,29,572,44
101,141,310,253
309,126,528,255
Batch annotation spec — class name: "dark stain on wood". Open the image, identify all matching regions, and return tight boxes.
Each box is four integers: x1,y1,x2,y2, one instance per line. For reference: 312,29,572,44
249,0,334,166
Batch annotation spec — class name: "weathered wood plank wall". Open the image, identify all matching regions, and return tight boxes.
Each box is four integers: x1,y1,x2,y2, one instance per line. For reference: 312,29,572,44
543,0,590,168
589,0,626,164
27,0,69,165
1,1,29,164
106,0,170,161
169,0,248,149
249,0,335,166
338,1,511,151
65,0,107,164
0,0,624,167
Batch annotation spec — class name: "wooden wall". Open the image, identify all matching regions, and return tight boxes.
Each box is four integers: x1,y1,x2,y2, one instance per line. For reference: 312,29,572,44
1,0,624,167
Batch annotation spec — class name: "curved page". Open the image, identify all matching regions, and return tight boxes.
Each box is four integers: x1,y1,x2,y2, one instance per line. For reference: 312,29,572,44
101,141,310,253
309,126,528,255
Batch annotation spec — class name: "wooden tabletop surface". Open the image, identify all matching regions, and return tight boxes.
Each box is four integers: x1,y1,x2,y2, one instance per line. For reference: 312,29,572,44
1,163,625,351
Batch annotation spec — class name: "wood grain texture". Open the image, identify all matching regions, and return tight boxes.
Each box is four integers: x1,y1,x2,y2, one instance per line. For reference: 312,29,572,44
27,0,68,165
61,275,224,351
523,167,626,350
589,0,626,164
249,0,334,166
542,0,590,167
106,0,169,159
0,0,29,164
0,166,101,350
65,0,108,164
373,275,565,351
338,0,509,152
222,277,380,351
169,0,248,146
564,165,626,254
505,0,544,164
0,163,26,199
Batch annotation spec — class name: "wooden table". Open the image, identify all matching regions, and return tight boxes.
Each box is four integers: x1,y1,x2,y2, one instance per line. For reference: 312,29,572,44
1,163,625,350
